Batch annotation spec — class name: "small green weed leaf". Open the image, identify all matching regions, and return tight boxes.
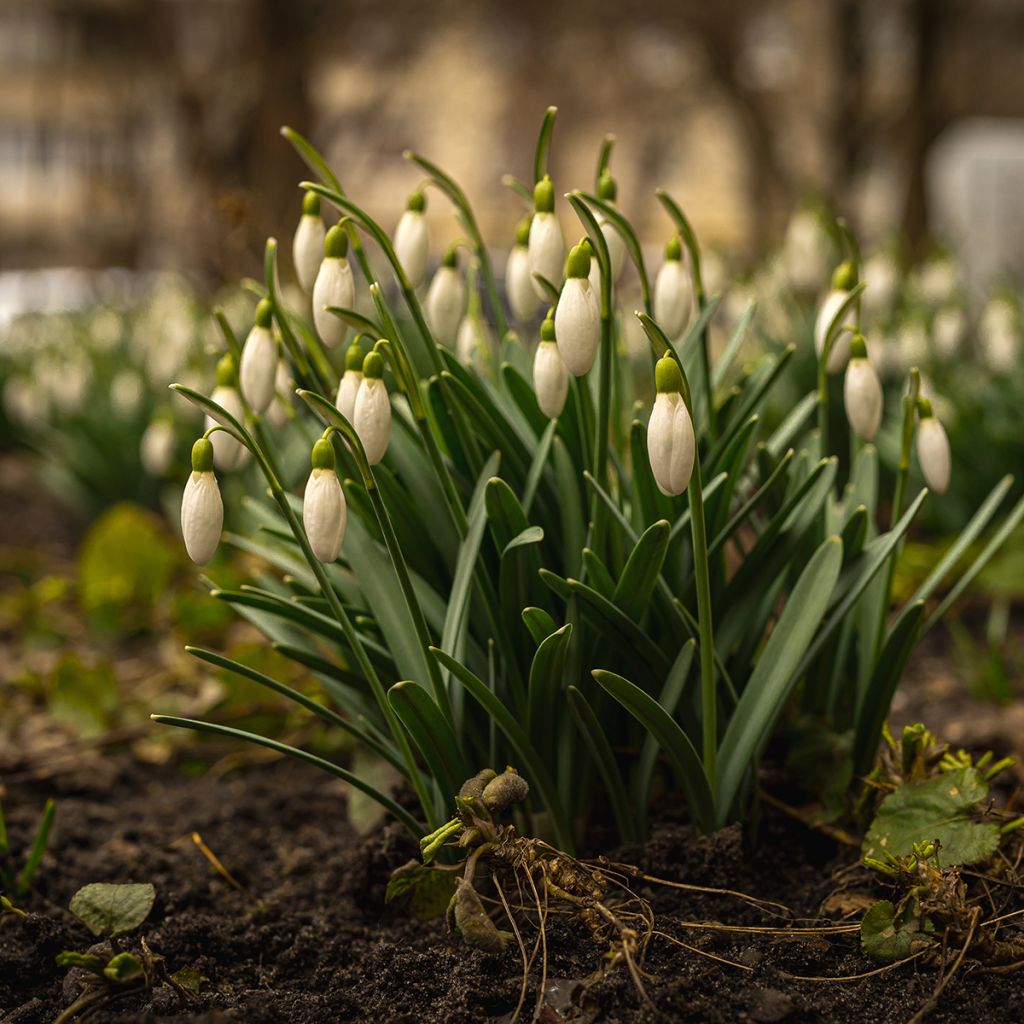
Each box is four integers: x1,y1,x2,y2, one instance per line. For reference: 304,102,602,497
863,767,1000,866
55,951,105,972
861,899,934,962
171,966,205,995
386,860,457,920
103,952,144,983
69,883,155,938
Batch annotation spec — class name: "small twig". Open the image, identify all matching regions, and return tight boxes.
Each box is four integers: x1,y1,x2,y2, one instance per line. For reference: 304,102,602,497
906,908,981,1024
493,874,530,1024
173,832,245,891
779,950,928,982
652,929,754,972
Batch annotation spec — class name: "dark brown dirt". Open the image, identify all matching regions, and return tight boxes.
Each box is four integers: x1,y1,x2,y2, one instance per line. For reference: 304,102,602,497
3,756,1024,1023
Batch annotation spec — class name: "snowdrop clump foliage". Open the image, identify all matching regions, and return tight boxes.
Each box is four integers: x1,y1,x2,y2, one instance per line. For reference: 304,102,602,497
157,108,1024,855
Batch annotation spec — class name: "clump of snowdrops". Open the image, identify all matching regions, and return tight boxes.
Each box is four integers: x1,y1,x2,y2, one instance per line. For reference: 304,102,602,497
156,110,1024,851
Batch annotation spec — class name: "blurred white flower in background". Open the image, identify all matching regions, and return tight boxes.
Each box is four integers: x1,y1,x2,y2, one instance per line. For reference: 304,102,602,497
860,252,900,323
931,306,966,360
912,257,958,306
781,208,830,295
110,369,144,419
979,297,1019,372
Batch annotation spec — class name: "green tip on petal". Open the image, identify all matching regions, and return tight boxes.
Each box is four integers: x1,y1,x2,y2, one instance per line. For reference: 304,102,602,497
917,396,934,419
191,437,214,473
255,298,273,328
302,192,321,216
441,246,459,269
597,172,617,201
664,235,682,261
406,190,426,213
311,436,336,470
325,224,349,259
515,216,532,247
215,353,238,388
345,339,365,371
832,260,857,292
655,354,683,394
363,350,385,379
565,242,591,280
849,333,868,360
534,176,555,214
540,316,556,342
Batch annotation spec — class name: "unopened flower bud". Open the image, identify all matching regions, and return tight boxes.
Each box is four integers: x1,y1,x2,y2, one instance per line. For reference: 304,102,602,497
336,337,365,421
181,438,223,565
293,192,325,293
239,299,278,414
596,173,625,282
843,334,883,441
481,768,530,813
425,247,466,345
653,236,692,338
916,399,951,494
394,191,429,289
506,216,540,322
815,262,856,374
303,437,347,562
205,356,249,471
648,356,695,496
533,319,568,419
353,350,391,465
266,361,294,428
528,176,565,299
312,226,355,349
553,243,600,376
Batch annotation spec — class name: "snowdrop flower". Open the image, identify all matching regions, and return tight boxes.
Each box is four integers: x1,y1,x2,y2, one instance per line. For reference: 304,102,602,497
595,172,626,282
860,252,900,323
528,176,565,299
303,436,347,563
553,242,600,376
843,334,883,441
239,299,278,414
932,306,966,360
506,217,540,322
979,297,1018,372
266,361,294,428
814,261,857,374
312,225,355,349
393,190,429,290
915,398,951,494
782,207,830,295
140,417,176,476
206,355,249,471
915,257,957,306
647,355,695,497
353,350,391,465
653,236,692,339
533,317,569,419
335,337,365,421
425,247,466,346
456,315,487,366
181,438,223,565
293,192,325,293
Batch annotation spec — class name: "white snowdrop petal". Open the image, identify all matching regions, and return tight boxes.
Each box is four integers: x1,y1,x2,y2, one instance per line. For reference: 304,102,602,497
917,418,951,494
394,211,429,290
239,325,278,413
600,217,626,281
653,261,692,338
506,246,539,321
312,258,355,349
553,278,600,376
293,214,325,293
456,316,479,365
303,468,348,563
181,470,224,565
814,289,852,373
425,266,466,345
336,369,362,422
533,341,569,419
206,386,249,471
354,377,392,465
844,359,883,440
528,213,565,299
647,392,695,497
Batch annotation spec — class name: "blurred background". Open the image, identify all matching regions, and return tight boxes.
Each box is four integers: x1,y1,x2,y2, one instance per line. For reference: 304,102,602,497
2,0,1023,778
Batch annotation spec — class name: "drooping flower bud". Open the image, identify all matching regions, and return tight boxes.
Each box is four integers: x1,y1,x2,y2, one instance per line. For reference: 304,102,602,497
653,236,692,338
140,417,176,477
312,226,355,349
814,261,857,373
266,360,294,428
181,438,224,565
207,354,249,471
239,299,278,414
843,334,883,440
303,437,347,563
393,190,429,290
456,315,487,366
506,216,540,322
915,398,951,494
353,350,391,465
335,336,365,421
293,192,326,294
647,355,695,496
596,172,626,282
533,317,568,419
425,246,466,346
553,242,600,376
528,176,565,299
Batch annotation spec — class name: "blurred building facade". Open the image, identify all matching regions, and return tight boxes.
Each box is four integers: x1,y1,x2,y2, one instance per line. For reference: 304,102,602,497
3,0,1024,287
